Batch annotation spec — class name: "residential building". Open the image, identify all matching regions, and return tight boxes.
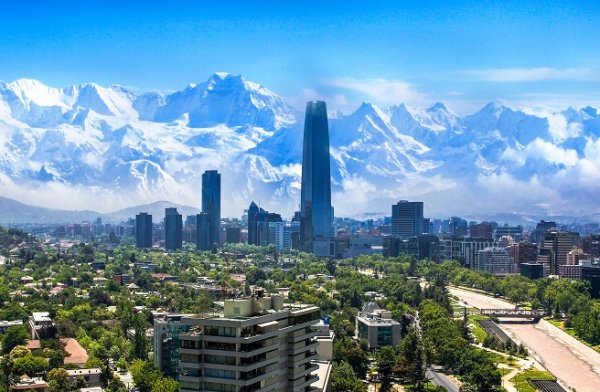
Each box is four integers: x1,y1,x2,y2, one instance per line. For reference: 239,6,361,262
567,249,591,265
135,213,152,248
165,208,183,251
29,312,54,340
153,314,193,379
355,302,401,350
438,237,495,268
177,293,321,392
509,242,538,270
300,101,334,257
202,170,221,246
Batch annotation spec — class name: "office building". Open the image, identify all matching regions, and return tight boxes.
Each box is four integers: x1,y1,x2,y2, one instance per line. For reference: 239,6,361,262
494,225,524,241
300,101,334,257
268,221,300,252
391,200,424,238
582,265,600,299
476,247,514,275
247,202,282,247
534,220,557,244
135,213,153,248
520,263,544,280
509,242,538,269
177,293,321,392
226,227,242,244
196,213,211,251
355,302,401,350
438,237,495,268
449,217,468,237
540,230,577,274
165,208,183,251
469,222,493,239
202,170,221,247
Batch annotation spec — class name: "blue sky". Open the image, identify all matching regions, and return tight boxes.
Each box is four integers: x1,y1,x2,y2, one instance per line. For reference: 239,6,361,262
1,1,600,112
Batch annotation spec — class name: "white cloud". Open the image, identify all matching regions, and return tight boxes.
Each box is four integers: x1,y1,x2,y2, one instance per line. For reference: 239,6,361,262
324,77,425,105
502,138,579,167
466,67,600,82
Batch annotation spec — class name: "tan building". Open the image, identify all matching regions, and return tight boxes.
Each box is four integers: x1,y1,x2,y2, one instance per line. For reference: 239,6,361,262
178,291,321,392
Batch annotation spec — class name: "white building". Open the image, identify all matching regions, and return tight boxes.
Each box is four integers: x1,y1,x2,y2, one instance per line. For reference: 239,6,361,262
476,247,514,275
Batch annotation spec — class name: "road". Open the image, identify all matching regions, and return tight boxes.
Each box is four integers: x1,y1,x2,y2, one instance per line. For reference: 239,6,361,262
427,369,459,392
449,286,600,392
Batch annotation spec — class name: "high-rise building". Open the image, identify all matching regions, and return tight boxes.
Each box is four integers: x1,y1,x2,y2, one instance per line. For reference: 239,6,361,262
300,101,334,257
391,200,424,238
476,247,514,275
196,212,211,251
247,202,282,247
165,208,183,251
534,220,557,244
177,294,321,392
225,227,241,244
135,213,153,248
540,230,577,274
202,170,221,247
469,222,493,239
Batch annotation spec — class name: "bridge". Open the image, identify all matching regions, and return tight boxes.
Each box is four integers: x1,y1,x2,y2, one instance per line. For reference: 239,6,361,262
479,308,547,319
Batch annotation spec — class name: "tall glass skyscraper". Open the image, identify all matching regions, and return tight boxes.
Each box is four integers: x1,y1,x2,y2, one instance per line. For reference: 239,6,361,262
202,170,221,246
164,207,182,250
135,212,152,248
300,101,334,257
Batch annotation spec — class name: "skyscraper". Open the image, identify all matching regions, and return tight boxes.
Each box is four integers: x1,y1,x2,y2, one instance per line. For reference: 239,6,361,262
135,213,152,248
202,170,221,247
391,200,424,238
196,212,211,251
164,208,182,251
300,101,334,257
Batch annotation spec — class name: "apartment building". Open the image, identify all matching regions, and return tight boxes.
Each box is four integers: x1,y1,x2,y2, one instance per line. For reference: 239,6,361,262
177,292,321,392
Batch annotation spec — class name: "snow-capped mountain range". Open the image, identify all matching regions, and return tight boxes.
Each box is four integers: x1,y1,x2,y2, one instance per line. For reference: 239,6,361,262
1,72,600,220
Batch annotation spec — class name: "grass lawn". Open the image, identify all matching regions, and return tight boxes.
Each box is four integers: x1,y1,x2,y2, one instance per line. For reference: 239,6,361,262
510,369,555,392
467,315,489,343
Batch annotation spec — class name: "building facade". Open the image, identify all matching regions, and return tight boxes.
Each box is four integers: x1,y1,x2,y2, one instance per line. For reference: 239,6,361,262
391,200,424,238
165,208,183,251
355,302,401,350
300,101,334,257
177,294,321,392
202,170,221,247
135,213,153,248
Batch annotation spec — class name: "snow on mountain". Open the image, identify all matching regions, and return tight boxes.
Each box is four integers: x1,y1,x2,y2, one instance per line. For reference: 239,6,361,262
1,73,600,219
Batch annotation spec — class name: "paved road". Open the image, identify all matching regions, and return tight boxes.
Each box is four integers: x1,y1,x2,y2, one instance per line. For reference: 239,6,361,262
427,369,459,392
449,286,600,392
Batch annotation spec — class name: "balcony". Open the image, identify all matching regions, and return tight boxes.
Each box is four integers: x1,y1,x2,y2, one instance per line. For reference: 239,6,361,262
289,363,319,380
287,340,318,355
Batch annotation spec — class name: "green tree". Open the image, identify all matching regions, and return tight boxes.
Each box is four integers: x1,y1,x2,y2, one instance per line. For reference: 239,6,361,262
1,325,29,354
376,346,397,392
398,327,427,390
151,377,179,392
47,368,69,392
9,346,30,360
330,361,366,392
130,360,161,392
13,354,48,376
0,357,17,392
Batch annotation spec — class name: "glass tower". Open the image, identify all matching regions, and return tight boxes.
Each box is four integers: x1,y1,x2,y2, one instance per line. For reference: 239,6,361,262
202,170,221,246
164,208,182,250
300,101,333,257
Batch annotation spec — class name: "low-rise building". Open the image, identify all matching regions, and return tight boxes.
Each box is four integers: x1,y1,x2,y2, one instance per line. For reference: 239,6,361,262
355,302,401,350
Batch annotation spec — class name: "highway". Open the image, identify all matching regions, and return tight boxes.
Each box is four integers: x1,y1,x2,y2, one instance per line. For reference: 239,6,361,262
450,286,600,392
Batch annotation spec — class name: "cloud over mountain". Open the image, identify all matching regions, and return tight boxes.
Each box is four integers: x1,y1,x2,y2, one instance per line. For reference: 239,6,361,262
1,73,600,219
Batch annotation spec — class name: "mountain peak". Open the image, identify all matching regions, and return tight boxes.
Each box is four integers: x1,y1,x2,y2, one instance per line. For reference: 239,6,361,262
427,102,448,112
